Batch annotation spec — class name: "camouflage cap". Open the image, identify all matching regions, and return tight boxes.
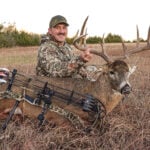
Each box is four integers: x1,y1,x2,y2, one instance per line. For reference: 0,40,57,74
49,15,69,28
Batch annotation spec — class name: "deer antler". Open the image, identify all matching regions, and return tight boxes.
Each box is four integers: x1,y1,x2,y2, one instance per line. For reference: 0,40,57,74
118,26,150,60
73,17,150,62
73,16,111,63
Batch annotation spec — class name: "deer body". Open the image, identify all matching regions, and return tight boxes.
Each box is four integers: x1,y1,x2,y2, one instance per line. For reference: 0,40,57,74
0,59,129,128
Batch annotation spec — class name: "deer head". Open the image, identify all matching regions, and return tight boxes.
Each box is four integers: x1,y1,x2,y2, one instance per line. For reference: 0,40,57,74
73,16,150,96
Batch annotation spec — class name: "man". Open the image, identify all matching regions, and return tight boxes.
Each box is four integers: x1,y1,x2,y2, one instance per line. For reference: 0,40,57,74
36,15,93,78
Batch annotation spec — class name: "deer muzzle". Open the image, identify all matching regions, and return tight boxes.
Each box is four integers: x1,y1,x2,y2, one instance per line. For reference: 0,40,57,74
121,84,132,95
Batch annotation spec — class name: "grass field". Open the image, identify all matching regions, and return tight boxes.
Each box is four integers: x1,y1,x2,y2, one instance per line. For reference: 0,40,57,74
0,44,150,150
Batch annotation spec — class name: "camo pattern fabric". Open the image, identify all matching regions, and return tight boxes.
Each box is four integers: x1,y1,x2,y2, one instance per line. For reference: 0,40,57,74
36,36,88,78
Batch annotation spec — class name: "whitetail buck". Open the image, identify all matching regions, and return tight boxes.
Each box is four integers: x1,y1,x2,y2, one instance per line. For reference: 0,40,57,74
0,17,150,131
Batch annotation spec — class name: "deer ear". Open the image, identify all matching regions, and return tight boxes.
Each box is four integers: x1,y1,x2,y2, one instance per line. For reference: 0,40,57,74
129,65,137,74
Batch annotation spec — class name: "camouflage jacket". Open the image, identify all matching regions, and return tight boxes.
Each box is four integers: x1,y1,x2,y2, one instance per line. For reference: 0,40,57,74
36,36,87,78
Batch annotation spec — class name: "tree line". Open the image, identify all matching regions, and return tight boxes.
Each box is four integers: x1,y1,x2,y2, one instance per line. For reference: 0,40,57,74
0,23,40,48
0,23,145,48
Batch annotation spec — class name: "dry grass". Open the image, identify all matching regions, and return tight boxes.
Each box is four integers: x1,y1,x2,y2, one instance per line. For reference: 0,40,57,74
0,44,150,150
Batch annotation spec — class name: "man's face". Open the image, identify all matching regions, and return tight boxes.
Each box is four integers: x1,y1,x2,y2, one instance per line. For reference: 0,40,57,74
48,23,68,43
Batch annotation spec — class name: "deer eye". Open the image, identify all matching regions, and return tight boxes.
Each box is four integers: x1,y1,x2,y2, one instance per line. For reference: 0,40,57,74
109,71,114,75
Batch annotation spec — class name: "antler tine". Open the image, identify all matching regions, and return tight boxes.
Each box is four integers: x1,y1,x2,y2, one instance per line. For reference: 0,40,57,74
99,34,111,62
73,16,88,51
83,28,88,47
74,29,79,39
80,16,89,36
147,26,150,46
121,37,128,59
127,26,150,55
136,25,140,48
100,34,105,53
114,26,150,60
73,34,88,51
79,16,89,46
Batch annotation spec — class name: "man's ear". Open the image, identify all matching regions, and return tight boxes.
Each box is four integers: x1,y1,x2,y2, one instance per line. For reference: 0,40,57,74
48,28,52,34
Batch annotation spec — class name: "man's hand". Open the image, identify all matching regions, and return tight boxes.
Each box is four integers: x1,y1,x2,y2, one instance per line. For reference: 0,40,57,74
0,68,10,84
80,49,92,62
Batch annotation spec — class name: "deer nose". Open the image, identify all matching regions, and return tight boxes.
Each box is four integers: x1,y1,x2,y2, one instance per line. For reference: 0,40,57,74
121,84,132,95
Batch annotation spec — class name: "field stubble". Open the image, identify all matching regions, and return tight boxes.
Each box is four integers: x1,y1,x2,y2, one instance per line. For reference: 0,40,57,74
0,44,149,150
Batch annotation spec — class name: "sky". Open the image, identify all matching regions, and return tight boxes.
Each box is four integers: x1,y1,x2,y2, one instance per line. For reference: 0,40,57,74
0,0,149,41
